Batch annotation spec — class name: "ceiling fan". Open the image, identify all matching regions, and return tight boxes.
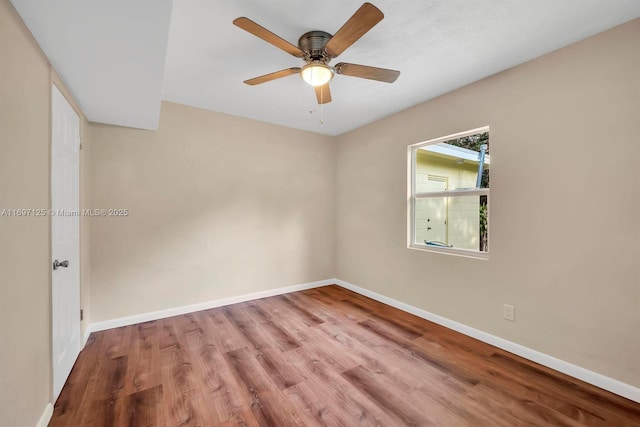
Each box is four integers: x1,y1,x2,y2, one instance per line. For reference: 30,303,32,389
233,2,400,105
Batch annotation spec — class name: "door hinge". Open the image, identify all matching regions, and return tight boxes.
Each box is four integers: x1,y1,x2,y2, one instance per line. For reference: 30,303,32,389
80,309,84,321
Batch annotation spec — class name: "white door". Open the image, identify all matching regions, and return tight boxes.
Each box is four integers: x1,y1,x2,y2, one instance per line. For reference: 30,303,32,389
51,85,81,399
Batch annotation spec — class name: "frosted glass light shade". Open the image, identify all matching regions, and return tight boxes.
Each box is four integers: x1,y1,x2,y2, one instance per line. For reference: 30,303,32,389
301,62,333,87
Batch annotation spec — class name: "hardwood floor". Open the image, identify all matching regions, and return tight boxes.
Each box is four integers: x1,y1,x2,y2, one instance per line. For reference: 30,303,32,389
50,285,640,426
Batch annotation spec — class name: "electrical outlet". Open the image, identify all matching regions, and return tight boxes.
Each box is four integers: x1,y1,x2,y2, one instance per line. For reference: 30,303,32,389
503,304,515,321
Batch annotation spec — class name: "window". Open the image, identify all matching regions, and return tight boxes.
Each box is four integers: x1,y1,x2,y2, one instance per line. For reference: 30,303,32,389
408,127,489,258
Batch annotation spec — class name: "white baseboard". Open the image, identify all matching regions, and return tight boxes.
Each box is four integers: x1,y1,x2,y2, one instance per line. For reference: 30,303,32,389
87,279,334,335
35,403,53,427
80,277,639,403
333,278,640,403
82,326,91,348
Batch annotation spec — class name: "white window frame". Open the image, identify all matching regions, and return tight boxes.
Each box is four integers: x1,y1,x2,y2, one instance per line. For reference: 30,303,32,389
407,126,490,260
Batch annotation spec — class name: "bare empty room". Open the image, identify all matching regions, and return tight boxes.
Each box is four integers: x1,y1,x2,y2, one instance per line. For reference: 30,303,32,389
1,0,639,425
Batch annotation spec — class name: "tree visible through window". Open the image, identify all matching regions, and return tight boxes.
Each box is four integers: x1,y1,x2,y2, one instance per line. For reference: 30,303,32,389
408,127,490,257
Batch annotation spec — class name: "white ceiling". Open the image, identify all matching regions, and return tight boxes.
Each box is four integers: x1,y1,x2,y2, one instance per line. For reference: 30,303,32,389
12,1,640,135
10,0,173,130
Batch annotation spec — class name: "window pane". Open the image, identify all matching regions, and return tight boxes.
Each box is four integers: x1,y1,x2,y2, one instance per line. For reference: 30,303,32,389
415,195,488,252
415,132,489,192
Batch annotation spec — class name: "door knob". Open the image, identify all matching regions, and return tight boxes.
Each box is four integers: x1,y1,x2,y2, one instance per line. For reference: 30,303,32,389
53,259,69,270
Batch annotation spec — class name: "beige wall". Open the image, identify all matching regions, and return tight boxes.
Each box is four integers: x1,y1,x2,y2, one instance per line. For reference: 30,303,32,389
0,2,51,425
88,102,335,322
0,2,91,425
335,18,640,387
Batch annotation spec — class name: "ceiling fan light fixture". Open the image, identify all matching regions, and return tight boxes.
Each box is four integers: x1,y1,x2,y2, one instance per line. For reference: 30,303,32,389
301,62,333,87
234,3,399,105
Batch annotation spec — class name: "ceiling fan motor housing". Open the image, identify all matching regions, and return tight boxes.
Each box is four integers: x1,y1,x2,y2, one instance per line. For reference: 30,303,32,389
298,31,333,64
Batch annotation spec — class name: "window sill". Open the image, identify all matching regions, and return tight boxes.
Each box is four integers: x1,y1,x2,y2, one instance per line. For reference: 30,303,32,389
408,243,489,260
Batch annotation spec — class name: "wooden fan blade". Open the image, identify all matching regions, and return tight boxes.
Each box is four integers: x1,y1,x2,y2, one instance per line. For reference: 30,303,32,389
244,68,301,85
233,17,304,58
325,3,384,58
335,62,400,83
315,84,332,104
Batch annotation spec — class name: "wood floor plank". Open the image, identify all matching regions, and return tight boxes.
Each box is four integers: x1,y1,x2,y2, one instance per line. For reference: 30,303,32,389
253,346,304,390
238,302,302,352
302,288,369,324
342,365,432,426
482,353,639,426
112,385,164,427
203,309,251,353
224,347,302,426
489,352,640,422
287,329,362,374
120,322,161,397
286,373,399,427
357,318,482,386
49,333,103,427
51,285,640,426
321,320,500,426
285,291,335,323
276,294,325,326
222,305,276,351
